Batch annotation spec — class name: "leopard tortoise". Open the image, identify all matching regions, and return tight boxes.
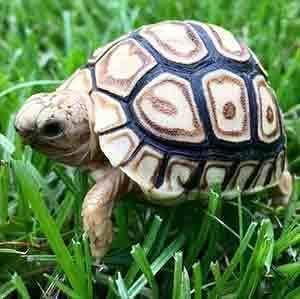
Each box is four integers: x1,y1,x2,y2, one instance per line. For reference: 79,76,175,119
15,20,292,258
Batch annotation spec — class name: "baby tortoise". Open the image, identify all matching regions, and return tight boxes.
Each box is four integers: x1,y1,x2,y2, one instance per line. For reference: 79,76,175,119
15,21,292,258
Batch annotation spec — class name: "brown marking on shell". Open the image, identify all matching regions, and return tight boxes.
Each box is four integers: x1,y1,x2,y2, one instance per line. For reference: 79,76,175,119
99,128,140,167
57,68,92,93
202,69,251,142
201,24,250,62
253,75,281,143
95,38,157,97
121,145,163,190
133,73,205,143
151,97,178,115
266,106,274,123
91,91,127,134
223,102,236,120
139,21,208,64
200,161,232,191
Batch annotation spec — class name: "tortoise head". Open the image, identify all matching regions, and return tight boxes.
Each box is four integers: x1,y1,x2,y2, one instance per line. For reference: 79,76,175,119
15,90,100,166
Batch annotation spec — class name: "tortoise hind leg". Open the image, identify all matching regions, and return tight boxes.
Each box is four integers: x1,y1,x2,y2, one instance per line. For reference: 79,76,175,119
271,171,293,206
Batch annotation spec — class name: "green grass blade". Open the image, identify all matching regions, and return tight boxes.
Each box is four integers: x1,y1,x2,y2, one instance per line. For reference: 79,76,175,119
55,192,75,231
274,223,300,259
285,287,300,299
192,262,202,299
131,244,159,299
114,203,130,246
172,251,183,299
209,261,221,296
0,133,15,157
0,280,16,298
237,189,244,273
150,210,175,258
185,189,219,266
53,165,81,196
107,276,120,298
13,160,86,297
72,240,85,279
63,10,72,55
237,219,274,298
128,234,185,298
125,215,162,285
11,273,30,299
0,162,9,224
0,80,61,100
180,267,191,299
26,254,56,263
217,222,257,289
45,274,81,299
83,233,93,299
116,272,130,299
277,262,300,279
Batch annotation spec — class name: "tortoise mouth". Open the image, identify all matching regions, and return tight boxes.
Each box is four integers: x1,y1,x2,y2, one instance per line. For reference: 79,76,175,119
29,138,91,166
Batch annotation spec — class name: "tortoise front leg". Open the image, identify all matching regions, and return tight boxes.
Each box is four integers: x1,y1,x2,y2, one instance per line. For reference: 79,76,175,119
82,167,132,258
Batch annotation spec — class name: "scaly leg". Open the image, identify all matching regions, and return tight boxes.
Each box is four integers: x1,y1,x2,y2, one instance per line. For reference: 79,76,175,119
82,167,132,258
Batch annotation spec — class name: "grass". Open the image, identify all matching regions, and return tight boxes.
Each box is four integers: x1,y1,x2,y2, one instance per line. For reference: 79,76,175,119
0,0,300,298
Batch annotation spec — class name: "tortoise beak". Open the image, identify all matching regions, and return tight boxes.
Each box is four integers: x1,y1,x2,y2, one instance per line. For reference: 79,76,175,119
14,119,35,139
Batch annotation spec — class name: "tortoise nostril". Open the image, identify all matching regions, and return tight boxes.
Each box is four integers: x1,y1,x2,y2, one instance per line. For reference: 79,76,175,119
41,121,64,138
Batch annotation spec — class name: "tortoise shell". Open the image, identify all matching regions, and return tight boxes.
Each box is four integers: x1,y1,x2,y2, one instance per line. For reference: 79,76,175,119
63,21,286,199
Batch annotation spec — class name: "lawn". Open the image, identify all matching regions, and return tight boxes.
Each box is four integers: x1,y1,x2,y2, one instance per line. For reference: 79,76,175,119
0,0,300,298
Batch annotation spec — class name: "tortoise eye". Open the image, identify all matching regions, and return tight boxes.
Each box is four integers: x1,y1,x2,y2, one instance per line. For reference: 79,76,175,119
41,121,64,138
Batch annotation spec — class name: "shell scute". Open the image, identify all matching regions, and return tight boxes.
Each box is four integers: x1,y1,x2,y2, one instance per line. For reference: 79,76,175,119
201,23,250,61
139,21,208,64
121,145,163,191
99,128,140,167
202,69,251,142
133,73,205,144
94,38,157,97
253,75,281,143
57,68,92,93
91,91,127,134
